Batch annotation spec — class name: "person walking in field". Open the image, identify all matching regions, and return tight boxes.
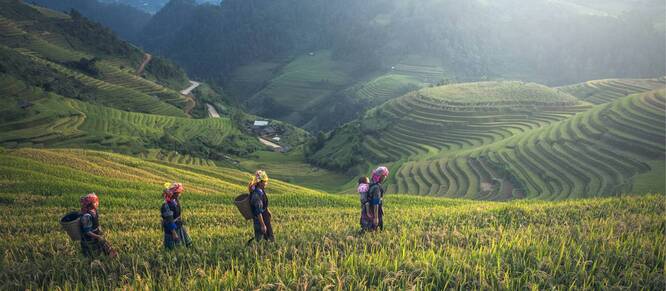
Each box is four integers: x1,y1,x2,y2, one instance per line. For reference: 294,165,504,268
368,166,389,231
161,182,192,249
248,170,274,243
79,193,118,258
357,176,373,232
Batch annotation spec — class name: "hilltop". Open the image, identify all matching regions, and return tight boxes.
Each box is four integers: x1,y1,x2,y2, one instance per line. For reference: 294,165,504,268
308,81,590,169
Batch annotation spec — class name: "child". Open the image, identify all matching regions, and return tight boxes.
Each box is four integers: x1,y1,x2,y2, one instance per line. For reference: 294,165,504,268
357,176,373,232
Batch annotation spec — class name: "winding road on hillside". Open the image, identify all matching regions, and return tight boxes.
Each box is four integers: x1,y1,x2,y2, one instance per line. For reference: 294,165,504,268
136,53,151,75
207,104,220,118
181,80,200,95
180,80,200,115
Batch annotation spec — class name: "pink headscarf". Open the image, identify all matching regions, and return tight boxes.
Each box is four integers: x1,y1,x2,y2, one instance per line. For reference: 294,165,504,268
372,166,389,183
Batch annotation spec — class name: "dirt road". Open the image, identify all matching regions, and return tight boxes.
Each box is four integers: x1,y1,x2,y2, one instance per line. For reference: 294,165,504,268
136,53,151,75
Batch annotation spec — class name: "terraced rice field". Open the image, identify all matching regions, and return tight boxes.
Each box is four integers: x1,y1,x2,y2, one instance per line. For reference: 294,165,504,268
389,90,666,199
558,77,666,104
0,78,238,152
139,149,218,167
0,148,664,289
10,53,188,117
353,74,423,104
0,14,190,116
248,51,357,122
0,15,26,37
391,63,446,83
362,82,591,162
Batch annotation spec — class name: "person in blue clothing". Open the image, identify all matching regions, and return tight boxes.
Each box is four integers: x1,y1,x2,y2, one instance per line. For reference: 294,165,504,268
160,182,192,249
248,170,274,243
368,166,389,231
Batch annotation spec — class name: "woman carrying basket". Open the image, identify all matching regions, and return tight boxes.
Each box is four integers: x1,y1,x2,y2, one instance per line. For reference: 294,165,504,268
248,170,274,243
368,166,389,231
79,193,118,258
161,182,192,249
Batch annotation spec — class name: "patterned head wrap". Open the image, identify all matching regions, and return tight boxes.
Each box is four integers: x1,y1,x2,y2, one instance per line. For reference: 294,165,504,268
372,166,390,183
248,170,269,192
80,193,99,213
163,182,184,203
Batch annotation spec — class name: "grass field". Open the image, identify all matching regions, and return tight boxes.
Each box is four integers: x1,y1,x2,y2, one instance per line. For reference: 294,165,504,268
0,148,664,289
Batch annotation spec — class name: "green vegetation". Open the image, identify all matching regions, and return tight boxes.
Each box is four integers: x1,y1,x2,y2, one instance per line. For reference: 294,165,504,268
0,81,259,157
558,77,666,104
310,81,591,171
352,74,423,104
0,148,664,289
248,51,359,125
390,90,666,199
0,4,191,115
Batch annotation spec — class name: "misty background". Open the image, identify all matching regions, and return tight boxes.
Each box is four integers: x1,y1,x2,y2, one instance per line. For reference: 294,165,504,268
31,0,666,130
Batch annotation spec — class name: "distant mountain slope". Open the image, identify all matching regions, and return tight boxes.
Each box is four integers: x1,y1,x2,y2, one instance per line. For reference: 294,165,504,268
390,89,665,199
0,1,189,89
0,1,265,160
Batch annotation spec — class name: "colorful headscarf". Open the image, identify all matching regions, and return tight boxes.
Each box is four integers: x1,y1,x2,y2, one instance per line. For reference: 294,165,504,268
163,182,184,203
248,170,269,192
80,193,99,213
372,166,390,183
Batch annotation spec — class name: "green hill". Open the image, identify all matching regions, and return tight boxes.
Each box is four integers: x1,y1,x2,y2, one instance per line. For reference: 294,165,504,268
0,75,260,157
390,89,666,199
0,148,664,289
0,2,191,115
309,81,591,170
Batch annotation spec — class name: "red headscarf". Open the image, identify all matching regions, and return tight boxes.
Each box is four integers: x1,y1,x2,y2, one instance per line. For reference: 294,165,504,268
80,193,99,213
163,182,184,203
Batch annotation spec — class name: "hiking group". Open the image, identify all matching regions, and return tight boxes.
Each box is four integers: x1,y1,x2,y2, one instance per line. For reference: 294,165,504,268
64,166,389,258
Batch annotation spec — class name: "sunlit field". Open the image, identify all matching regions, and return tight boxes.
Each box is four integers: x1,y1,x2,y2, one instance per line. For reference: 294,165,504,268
0,149,664,289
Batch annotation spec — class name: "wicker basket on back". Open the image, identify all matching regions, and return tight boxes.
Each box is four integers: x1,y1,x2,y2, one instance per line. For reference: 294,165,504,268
234,194,254,220
60,211,82,241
